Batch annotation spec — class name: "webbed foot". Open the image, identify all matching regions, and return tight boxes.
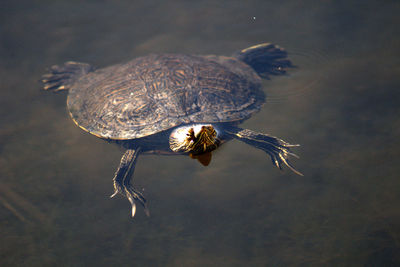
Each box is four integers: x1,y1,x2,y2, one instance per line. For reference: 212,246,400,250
234,43,294,79
111,148,150,217
226,127,303,176
41,61,93,91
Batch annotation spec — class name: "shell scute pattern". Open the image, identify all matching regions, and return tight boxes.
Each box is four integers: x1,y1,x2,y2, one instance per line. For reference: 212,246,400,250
67,54,264,140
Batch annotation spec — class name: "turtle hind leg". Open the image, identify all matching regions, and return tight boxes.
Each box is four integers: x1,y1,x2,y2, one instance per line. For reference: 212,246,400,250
111,147,150,217
226,127,303,176
233,43,294,79
41,61,93,92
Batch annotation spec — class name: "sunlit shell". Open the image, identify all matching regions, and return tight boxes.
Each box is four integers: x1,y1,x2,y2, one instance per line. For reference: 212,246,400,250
66,54,262,140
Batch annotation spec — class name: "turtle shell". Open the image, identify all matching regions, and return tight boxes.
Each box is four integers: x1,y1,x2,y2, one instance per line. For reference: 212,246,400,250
67,54,264,140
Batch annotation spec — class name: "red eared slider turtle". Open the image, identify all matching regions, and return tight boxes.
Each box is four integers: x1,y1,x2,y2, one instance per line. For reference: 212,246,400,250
42,43,302,217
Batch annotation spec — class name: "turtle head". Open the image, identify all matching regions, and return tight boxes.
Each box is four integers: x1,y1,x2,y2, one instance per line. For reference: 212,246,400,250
169,124,221,165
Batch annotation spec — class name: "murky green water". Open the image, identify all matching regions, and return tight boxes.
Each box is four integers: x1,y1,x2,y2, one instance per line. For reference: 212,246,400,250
1,0,400,266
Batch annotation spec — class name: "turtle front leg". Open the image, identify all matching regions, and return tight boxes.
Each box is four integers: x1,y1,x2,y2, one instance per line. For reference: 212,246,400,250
110,147,149,217
225,126,303,176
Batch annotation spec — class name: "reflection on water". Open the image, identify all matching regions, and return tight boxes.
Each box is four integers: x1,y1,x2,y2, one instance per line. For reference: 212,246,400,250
0,183,49,224
266,48,330,104
1,0,400,266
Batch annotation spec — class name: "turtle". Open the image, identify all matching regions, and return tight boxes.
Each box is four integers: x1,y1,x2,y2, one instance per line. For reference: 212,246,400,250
42,43,302,218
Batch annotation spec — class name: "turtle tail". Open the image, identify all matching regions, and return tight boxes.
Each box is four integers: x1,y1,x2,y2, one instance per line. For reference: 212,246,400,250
41,61,93,91
233,43,294,79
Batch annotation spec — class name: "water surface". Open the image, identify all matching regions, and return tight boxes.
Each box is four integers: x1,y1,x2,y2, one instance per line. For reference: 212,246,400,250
1,0,400,266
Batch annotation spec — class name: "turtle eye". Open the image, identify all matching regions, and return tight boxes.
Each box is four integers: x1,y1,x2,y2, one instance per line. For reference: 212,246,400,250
186,128,195,139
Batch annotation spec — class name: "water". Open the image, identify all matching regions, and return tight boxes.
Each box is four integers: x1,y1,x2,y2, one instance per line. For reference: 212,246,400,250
1,0,400,266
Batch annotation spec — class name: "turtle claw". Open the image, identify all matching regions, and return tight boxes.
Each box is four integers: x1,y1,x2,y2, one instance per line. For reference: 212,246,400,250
110,190,118,198
126,193,137,217
124,185,149,217
132,204,137,217
110,184,122,198
125,191,150,217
